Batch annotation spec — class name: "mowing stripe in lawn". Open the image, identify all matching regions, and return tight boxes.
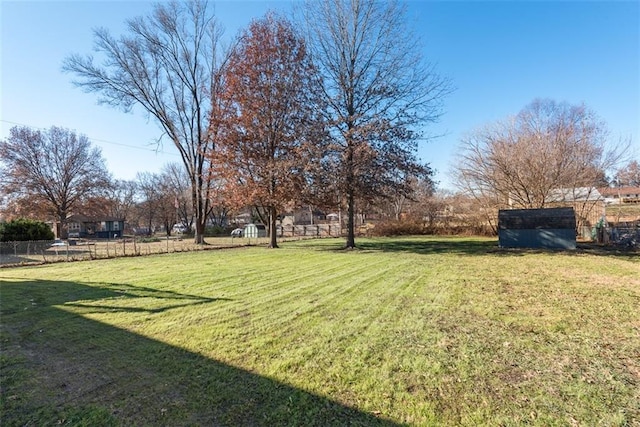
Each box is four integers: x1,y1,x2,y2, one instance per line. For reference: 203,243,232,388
1,237,638,426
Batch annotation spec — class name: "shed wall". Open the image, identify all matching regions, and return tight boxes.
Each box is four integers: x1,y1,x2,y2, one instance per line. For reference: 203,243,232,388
498,208,576,249
498,228,576,249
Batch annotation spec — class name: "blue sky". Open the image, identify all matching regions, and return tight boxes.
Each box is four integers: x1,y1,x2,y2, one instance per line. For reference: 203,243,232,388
1,0,638,190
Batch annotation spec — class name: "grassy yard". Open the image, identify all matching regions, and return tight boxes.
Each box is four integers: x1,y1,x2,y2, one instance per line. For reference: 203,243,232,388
0,237,638,426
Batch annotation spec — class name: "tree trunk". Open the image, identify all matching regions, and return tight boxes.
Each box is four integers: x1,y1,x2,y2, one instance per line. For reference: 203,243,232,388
269,206,278,249
192,178,208,244
194,218,206,244
346,189,355,249
57,211,66,239
345,142,356,249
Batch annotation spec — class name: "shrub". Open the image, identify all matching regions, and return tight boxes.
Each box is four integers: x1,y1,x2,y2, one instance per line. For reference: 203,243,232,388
0,218,55,242
369,220,426,237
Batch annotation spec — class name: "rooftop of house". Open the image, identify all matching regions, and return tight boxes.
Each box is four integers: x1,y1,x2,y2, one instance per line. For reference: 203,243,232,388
598,186,640,198
545,187,603,203
66,214,124,223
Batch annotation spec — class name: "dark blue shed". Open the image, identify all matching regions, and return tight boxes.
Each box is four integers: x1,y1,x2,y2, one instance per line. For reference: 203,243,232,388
498,208,576,249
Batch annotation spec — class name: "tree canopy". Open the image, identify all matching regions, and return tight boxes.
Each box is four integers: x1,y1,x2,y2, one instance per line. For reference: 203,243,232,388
0,126,110,237
0,218,55,242
454,99,623,209
212,13,326,248
614,160,640,187
301,0,452,248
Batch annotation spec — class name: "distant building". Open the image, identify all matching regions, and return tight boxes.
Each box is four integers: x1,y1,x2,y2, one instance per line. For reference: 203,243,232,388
544,187,604,239
55,214,124,239
281,207,327,226
545,187,603,204
598,187,640,205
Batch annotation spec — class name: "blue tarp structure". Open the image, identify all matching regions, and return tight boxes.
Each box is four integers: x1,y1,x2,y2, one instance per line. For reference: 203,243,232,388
498,207,576,249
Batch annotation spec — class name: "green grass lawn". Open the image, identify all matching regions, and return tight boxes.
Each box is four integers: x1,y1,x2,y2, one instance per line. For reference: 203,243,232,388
1,236,638,426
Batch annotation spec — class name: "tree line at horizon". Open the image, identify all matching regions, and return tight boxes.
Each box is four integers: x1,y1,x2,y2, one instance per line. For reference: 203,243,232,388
1,0,636,246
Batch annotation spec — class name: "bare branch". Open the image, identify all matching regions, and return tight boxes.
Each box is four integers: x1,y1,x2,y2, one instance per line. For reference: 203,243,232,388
63,0,231,243
301,0,452,248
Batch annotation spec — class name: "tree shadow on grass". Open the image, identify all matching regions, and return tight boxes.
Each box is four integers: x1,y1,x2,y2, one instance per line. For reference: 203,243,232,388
0,279,400,426
355,237,498,256
574,242,640,259
339,237,638,259
490,242,639,259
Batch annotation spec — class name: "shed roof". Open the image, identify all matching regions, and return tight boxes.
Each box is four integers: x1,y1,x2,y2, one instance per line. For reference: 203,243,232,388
499,207,576,230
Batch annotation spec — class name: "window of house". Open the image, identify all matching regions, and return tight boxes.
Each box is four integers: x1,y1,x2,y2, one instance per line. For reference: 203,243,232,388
113,222,120,231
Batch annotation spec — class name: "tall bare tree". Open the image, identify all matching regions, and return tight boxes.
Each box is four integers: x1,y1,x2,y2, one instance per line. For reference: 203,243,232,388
212,13,326,248
108,180,139,221
454,99,628,230
63,0,231,244
300,0,452,248
614,160,640,187
0,126,111,237
161,162,194,231
455,99,626,207
134,171,177,236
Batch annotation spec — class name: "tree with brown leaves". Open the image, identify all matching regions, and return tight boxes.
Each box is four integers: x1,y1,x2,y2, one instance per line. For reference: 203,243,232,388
212,13,326,248
0,126,111,237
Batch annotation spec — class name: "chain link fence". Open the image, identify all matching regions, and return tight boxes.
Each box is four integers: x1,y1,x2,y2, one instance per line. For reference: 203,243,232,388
0,236,262,266
0,224,344,266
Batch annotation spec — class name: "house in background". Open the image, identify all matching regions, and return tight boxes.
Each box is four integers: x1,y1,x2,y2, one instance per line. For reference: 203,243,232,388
544,187,604,239
281,207,327,226
55,214,125,239
545,187,603,205
598,187,640,205
232,212,253,226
